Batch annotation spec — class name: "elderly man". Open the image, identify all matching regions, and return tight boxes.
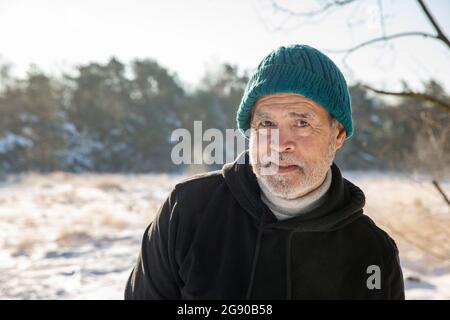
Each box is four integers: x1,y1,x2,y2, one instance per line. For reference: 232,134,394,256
125,44,405,300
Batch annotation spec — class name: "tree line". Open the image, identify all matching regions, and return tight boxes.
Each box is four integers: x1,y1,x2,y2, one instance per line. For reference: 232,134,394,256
0,57,448,177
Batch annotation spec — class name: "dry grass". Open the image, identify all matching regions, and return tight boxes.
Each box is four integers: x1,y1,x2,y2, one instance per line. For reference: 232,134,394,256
12,237,38,256
95,180,124,192
22,216,38,228
97,211,128,229
374,196,450,265
56,228,93,247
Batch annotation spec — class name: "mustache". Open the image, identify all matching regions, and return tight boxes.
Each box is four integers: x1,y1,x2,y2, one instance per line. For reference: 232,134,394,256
260,153,305,168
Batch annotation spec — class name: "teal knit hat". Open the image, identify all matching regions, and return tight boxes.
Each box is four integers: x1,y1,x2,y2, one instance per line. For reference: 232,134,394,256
236,44,353,140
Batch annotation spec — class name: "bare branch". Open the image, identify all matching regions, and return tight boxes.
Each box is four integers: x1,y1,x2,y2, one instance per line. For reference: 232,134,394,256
324,31,438,54
416,0,450,49
362,84,450,112
269,0,450,114
271,0,357,17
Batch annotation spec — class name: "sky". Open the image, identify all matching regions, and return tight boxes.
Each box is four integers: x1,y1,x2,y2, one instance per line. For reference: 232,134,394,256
0,0,449,92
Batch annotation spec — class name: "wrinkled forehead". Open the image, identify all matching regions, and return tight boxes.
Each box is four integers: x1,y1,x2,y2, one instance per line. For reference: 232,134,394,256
252,93,328,118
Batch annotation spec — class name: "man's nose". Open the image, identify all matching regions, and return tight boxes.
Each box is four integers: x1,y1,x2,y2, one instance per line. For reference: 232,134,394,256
272,127,295,153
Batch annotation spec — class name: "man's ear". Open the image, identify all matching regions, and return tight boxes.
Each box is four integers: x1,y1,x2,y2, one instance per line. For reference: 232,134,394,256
334,123,346,150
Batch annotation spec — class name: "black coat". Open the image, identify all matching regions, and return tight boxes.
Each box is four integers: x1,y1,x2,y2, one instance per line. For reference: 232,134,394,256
125,151,405,300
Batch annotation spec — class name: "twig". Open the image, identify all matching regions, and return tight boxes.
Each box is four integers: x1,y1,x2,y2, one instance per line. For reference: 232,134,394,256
271,0,356,17
416,0,450,49
432,180,450,207
324,31,438,54
362,84,450,112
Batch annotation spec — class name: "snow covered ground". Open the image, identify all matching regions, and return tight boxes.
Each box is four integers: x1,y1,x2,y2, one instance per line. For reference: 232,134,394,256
0,170,449,300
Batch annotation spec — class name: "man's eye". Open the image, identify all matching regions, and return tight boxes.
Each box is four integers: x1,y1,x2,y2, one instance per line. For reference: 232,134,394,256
295,120,309,128
259,120,275,127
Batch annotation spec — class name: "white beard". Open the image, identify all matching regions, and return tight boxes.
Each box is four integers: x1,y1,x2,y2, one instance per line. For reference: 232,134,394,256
249,135,336,199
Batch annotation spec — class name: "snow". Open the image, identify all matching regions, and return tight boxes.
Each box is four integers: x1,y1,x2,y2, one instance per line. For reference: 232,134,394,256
0,171,449,300
0,132,33,154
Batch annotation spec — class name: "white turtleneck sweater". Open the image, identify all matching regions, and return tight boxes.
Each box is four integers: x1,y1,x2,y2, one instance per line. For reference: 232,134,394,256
257,168,332,221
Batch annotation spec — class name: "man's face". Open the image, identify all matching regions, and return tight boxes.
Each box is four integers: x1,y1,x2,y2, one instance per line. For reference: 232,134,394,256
249,93,346,200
